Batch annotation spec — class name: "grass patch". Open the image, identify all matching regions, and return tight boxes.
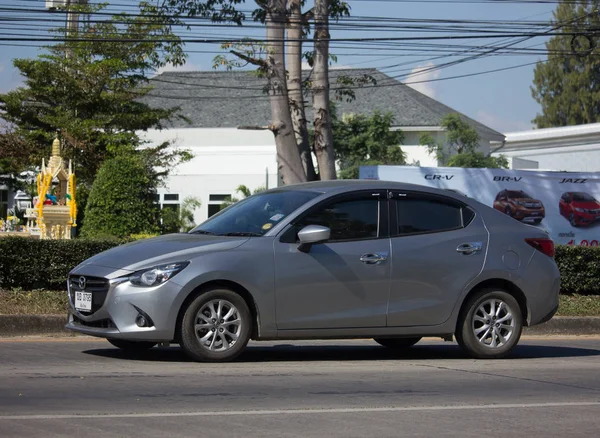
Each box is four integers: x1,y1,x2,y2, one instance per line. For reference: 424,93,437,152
1,290,599,317
0,290,67,315
556,294,600,317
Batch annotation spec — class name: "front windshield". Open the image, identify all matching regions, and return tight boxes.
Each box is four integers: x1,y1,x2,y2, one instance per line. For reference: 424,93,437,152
507,190,531,199
190,190,320,236
572,192,596,202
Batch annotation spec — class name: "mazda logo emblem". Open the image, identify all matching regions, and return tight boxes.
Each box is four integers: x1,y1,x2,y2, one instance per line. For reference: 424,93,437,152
78,276,87,290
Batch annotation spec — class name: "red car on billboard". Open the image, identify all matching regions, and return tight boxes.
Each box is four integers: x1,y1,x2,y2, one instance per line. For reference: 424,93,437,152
559,192,600,227
493,189,545,224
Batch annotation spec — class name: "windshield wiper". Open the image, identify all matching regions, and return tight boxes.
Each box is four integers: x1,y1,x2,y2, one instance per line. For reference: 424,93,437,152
221,232,262,237
189,230,217,235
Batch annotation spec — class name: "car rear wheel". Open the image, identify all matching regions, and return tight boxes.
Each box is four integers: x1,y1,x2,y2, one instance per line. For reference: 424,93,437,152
180,288,252,363
456,289,522,359
107,339,156,352
504,206,512,216
374,337,421,349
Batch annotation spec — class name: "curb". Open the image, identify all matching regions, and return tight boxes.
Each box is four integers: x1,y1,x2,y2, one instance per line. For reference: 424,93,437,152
1,315,600,337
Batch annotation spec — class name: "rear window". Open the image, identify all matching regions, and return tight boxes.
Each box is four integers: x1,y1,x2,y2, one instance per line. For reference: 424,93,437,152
396,197,464,235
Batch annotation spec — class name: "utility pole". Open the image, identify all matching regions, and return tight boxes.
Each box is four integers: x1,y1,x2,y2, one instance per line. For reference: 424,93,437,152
45,0,86,58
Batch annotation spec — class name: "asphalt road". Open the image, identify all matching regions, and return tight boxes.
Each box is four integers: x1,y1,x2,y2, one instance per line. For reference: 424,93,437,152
1,336,599,437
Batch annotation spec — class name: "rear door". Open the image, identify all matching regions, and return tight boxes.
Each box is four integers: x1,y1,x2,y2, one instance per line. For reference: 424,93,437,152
387,191,488,327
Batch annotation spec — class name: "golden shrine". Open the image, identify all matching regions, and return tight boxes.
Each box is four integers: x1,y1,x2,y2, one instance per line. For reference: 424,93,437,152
26,137,77,239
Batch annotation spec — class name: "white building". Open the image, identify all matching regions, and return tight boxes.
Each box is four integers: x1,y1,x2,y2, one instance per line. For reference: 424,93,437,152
491,123,600,171
141,68,504,224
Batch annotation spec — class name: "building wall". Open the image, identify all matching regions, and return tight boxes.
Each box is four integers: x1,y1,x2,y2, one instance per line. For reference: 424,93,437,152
141,128,278,225
494,143,600,172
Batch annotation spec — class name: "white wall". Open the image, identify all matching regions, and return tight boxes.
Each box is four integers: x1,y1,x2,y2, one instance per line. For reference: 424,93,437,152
493,142,600,172
141,128,278,225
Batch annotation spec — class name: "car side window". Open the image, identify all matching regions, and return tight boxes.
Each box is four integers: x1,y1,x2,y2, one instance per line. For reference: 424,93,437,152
290,197,380,242
396,195,465,236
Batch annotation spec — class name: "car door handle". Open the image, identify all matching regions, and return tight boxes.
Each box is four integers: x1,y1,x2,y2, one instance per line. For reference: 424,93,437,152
360,252,388,264
456,242,483,255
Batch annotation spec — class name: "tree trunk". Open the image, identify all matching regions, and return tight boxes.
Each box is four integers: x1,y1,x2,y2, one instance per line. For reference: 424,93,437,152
265,0,307,185
286,0,317,181
312,0,337,180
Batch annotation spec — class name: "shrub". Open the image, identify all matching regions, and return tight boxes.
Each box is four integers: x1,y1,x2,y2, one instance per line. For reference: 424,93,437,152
81,155,160,238
0,238,600,294
555,245,600,295
0,236,125,290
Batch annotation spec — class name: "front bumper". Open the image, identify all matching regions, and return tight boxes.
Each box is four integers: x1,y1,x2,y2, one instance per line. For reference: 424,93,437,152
65,275,184,342
573,212,600,225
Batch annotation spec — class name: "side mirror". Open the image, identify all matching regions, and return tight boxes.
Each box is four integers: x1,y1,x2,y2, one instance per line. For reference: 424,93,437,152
297,225,330,253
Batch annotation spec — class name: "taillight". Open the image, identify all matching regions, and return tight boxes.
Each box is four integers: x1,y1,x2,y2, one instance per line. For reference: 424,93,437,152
525,238,555,257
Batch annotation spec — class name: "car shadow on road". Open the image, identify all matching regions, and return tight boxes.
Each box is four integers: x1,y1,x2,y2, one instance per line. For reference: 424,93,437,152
82,341,600,363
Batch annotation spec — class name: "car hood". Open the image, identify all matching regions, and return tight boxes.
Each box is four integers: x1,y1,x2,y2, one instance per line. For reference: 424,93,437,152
572,201,600,210
72,233,249,273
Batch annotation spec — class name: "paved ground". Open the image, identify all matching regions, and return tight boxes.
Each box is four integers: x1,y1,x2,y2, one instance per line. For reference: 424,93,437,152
0,336,599,437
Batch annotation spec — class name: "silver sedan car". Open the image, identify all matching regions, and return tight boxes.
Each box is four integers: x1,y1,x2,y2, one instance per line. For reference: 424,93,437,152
66,181,560,361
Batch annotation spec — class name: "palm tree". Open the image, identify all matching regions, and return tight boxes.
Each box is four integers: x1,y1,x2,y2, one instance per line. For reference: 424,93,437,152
220,185,266,210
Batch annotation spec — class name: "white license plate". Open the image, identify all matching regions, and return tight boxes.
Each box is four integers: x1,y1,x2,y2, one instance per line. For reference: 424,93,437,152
75,291,92,311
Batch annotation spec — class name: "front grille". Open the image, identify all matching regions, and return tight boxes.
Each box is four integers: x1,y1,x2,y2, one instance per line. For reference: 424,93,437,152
68,275,110,315
72,315,116,329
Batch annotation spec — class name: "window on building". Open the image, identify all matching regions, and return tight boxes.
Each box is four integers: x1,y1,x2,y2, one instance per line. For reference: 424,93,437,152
208,204,222,218
209,194,230,202
164,194,179,201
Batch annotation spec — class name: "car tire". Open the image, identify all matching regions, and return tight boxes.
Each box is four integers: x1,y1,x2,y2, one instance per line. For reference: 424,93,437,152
533,219,542,225
455,289,522,359
373,337,421,349
107,339,156,352
504,206,512,216
569,213,579,227
180,288,252,363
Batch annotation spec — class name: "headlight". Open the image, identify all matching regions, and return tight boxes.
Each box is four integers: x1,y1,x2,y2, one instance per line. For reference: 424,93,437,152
575,207,585,213
129,262,189,287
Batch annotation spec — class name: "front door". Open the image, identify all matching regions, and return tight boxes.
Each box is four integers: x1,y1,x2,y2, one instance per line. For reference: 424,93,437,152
274,191,391,330
387,191,488,327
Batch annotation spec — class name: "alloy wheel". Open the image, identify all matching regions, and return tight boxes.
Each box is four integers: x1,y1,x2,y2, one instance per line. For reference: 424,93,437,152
471,298,515,349
194,299,242,352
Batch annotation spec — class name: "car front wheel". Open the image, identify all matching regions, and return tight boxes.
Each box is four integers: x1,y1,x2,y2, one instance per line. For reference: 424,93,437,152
456,289,522,359
180,288,252,362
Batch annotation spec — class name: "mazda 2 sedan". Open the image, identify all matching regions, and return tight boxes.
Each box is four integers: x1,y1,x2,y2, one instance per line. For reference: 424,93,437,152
66,181,560,361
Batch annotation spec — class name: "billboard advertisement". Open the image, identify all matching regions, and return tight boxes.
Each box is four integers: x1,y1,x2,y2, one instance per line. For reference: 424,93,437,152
359,165,600,246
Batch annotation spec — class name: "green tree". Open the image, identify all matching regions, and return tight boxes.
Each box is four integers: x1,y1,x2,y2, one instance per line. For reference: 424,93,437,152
327,108,405,179
420,113,508,169
81,155,160,238
161,196,202,233
531,1,600,128
0,1,188,187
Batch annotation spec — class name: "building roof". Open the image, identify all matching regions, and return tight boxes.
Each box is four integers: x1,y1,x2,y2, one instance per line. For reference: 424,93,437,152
505,122,600,143
142,68,504,141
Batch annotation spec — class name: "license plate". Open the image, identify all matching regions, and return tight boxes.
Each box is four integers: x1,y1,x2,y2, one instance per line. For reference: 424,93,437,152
75,291,92,311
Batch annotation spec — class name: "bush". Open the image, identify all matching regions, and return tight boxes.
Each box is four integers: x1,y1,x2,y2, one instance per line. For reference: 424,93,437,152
81,155,160,238
0,236,125,290
555,245,600,295
1,238,600,294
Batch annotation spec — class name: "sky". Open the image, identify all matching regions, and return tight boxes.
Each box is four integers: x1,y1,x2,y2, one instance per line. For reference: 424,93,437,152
0,0,559,133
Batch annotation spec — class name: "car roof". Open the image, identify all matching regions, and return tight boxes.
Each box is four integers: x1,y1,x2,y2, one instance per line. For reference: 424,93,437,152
268,179,466,200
